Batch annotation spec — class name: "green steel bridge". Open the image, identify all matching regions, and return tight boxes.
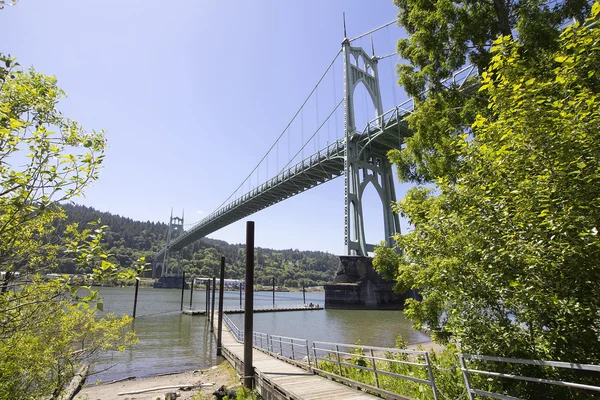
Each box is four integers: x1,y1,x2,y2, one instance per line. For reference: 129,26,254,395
153,20,478,275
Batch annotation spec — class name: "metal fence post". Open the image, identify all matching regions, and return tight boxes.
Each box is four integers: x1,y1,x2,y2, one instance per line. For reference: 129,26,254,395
370,349,379,388
459,355,474,400
335,345,343,376
306,342,311,368
291,340,295,360
424,352,438,400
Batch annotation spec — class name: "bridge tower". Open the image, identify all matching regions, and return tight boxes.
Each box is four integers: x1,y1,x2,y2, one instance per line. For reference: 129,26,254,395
153,210,184,278
342,34,401,256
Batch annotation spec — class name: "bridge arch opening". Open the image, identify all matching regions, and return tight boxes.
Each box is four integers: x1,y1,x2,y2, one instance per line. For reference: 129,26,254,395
352,81,377,134
361,179,386,255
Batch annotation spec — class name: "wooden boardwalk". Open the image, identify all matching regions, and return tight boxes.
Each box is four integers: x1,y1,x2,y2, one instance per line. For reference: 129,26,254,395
218,320,379,399
182,305,323,315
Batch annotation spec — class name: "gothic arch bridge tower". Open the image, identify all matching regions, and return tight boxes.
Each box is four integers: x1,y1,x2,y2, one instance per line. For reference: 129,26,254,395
325,28,410,310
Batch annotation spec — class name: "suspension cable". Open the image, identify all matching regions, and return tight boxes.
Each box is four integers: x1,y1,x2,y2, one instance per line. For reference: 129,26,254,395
349,19,397,43
208,49,343,213
379,52,399,60
278,99,343,174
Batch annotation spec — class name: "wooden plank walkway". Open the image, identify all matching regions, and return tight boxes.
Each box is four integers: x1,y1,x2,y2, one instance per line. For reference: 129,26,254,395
182,305,323,315
218,320,379,399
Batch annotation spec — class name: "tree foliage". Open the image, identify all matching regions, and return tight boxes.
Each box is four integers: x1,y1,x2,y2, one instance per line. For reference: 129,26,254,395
45,203,339,287
0,11,137,397
376,2,600,386
392,0,594,183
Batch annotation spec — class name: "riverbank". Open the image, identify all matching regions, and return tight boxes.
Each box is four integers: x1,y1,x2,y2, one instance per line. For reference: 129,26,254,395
75,362,239,400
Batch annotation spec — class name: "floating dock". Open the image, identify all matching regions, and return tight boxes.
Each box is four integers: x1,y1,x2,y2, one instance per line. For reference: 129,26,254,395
182,305,322,315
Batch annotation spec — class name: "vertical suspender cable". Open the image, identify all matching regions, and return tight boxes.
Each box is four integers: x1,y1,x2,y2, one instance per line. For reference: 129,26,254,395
315,86,319,153
301,108,304,162
386,25,398,107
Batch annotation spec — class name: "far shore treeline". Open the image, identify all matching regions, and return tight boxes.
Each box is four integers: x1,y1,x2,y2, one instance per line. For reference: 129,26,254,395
49,203,339,287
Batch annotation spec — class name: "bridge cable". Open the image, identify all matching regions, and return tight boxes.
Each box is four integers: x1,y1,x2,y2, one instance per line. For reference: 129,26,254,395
386,25,398,107
349,19,397,43
277,99,343,174
315,86,319,153
301,107,304,161
379,52,399,60
207,49,343,214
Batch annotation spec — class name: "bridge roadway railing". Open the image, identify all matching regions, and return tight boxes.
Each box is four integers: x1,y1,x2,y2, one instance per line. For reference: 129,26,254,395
155,139,346,259
221,316,600,399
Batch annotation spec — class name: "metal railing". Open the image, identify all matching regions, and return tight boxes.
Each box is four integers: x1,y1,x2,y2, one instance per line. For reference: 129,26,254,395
312,341,438,400
222,314,243,342
220,317,600,400
255,333,311,364
459,354,600,400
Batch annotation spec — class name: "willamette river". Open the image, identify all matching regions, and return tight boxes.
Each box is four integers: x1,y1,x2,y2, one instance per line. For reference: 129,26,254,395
91,287,428,383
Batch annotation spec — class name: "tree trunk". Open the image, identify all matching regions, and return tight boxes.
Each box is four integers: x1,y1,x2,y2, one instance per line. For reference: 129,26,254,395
493,0,513,38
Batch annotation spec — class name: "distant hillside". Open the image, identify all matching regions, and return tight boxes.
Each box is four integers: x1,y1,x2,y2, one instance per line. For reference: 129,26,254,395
57,204,339,287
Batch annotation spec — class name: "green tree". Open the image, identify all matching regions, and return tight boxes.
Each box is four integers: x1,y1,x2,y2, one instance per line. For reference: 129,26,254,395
376,4,600,395
392,0,594,183
0,13,137,398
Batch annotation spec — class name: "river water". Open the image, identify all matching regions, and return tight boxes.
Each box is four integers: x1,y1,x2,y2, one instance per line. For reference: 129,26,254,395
91,287,428,383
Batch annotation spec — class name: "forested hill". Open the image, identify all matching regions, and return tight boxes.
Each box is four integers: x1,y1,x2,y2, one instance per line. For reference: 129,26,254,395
58,204,339,287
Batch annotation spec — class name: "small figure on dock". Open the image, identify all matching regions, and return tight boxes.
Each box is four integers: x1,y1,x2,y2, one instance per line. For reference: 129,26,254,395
309,302,314,308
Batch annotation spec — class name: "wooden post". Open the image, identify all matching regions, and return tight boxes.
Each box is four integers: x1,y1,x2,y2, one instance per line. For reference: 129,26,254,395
206,280,211,319
180,271,186,311
239,282,242,309
210,276,216,332
205,281,209,317
302,283,306,305
217,256,225,356
272,276,275,308
244,221,255,389
189,278,194,309
132,277,140,318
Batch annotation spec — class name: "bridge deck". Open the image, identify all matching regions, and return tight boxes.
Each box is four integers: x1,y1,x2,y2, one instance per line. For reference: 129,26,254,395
219,320,379,399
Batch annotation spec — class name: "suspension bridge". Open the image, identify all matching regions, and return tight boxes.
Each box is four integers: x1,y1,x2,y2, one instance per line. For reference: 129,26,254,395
152,20,478,277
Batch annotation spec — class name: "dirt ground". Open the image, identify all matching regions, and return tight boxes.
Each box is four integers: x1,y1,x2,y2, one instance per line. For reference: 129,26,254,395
74,362,240,400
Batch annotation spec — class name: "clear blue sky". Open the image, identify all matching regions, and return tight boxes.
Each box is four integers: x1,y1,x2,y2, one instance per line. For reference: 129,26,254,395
1,0,413,254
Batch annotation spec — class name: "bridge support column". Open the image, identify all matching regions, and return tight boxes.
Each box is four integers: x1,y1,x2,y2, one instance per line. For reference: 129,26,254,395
343,36,400,256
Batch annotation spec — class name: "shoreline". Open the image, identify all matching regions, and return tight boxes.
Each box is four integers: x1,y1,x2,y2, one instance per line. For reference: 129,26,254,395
75,362,239,400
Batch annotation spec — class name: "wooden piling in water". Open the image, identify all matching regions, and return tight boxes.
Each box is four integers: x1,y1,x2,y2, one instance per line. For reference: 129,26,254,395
244,221,255,389
217,256,225,356
179,271,186,311
189,278,194,309
210,276,216,332
132,277,140,318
